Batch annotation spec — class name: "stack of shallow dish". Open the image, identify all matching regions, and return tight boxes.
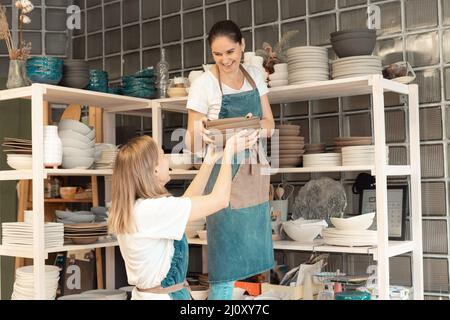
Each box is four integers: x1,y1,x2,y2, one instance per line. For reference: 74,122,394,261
58,120,95,169
304,143,326,154
87,70,109,92
323,212,377,246
341,146,374,166
303,153,341,167
2,222,64,249
287,46,329,85
206,116,261,146
333,136,372,153
270,124,305,168
95,148,118,169
12,265,60,300
64,222,108,245
331,56,382,79
2,137,33,170
268,63,288,87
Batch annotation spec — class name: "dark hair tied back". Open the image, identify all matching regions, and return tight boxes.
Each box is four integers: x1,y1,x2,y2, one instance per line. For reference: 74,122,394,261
208,20,243,46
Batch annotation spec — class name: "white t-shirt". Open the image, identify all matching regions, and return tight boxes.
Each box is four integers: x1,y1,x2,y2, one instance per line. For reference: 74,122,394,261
187,64,269,120
117,196,191,300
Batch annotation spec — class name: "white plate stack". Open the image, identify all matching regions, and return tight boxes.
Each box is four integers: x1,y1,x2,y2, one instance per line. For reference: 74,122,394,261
270,124,305,168
287,46,329,85
268,63,288,87
333,136,373,153
2,222,64,248
95,144,118,169
303,153,341,167
331,55,382,79
322,229,378,246
341,146,374,166
12,265,60,300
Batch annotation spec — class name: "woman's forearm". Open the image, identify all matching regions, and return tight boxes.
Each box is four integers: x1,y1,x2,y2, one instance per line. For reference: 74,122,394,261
183,161,215,197
260,118,275,137
210,150,233,207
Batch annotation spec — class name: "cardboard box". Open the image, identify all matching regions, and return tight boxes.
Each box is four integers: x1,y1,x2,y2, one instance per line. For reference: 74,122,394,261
261,283,321,300
235,281,262,296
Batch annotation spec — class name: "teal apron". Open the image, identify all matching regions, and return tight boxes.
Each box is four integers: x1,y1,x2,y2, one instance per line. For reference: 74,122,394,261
160,235,191,300
205,65,274,283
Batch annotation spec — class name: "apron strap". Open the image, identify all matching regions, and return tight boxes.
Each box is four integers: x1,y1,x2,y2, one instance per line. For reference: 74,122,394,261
216,64,257,95
136,279,190,295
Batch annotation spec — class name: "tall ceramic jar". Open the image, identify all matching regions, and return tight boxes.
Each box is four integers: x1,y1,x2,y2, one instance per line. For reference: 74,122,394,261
43,125,62,168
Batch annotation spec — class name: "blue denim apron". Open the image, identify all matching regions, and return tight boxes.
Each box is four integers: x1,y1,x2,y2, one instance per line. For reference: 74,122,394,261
160,235,191,300
205,65,274,283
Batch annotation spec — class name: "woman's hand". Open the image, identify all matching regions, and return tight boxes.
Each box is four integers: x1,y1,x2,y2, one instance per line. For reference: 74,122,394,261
200,116,215,145
224,129,259,156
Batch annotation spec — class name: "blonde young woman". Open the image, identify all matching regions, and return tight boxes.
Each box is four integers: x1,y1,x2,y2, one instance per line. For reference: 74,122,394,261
108,131,258,300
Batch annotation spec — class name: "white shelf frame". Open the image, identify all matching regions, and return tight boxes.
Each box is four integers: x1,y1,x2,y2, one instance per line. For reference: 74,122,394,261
0,75,423,300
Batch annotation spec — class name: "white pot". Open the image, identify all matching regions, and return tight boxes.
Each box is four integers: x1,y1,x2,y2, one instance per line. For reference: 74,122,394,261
43,125,62,168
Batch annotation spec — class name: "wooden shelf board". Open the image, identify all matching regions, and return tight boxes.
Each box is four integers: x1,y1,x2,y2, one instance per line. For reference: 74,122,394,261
0,170,33,181
44,198,93,203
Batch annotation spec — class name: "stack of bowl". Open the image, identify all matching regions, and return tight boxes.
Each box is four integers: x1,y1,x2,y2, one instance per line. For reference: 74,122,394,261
26,56,63,85
333,136,373,153
61,59,90,89
95,144,118,169
286,46,329,85
323,212,377,246
122,68,156,98
268,63,288,87
330,28,381,79
282,219,328,243
58,119,95,169
304,143,326,154
330,28,377,58
87,70,109,92
270,124,305,168
55,210,95,224
12,265,60,300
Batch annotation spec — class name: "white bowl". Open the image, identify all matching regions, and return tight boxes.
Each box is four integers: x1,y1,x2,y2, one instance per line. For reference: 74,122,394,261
63,146,95,158
58,129,94,144
190,287,209,300
165,153,192,170
61,138,95,149
274,63,288,73
330,212,375,230
269,80,289,87
7,159,32,170
62,156,94,169
269,72,288,81
58,119,93,135
197,230,207,240
282,220,325,243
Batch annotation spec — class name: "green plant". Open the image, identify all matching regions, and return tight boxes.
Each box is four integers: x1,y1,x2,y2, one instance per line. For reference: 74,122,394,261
256,30,299,73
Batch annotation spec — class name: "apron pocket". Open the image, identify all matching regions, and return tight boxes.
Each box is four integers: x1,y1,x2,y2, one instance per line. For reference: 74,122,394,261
230,162,270,210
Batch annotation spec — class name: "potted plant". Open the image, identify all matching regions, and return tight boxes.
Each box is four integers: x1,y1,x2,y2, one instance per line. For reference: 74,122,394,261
0,0,34,88
256,30,299,74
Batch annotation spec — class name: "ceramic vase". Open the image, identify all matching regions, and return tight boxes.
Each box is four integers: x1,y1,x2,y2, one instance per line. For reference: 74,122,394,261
43,126,62,168
6,60,31,89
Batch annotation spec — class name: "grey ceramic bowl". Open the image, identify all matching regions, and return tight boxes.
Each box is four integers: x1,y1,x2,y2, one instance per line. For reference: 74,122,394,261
330,28,376,38
331,36,376,58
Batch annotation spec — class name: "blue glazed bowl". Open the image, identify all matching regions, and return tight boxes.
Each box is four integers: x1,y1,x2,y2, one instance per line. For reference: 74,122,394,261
26,57,63,85
134,67,155,78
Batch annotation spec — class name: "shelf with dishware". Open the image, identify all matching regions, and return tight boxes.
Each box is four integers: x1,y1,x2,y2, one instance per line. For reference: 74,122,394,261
187,238,415,261
0,238,118,259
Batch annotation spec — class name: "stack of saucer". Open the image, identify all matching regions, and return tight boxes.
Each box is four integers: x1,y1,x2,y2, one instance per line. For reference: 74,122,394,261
287,46,329,85
303,153,341,167
64,222,108,245
331,56,382,79
341,145,389,166
2,222,64,249
304,143,326,154
322,228,378,246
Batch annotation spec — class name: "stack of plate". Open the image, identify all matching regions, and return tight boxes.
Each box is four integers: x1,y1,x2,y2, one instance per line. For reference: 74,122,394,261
2,137,32,154
341,146,375,166
2,222,64,248
55,210,96,224
287,46,329,85
12,265,60,300
270,124,305,167
122,67,157,99
331,56,382,79
304,143,326,154
303,153,341,167
333,136,372,153
322,228,378,246
95,147,118,169
64,222,108,245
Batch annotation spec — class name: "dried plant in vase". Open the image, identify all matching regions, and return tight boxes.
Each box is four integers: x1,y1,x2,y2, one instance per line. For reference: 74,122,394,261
0,1,34,88
255,30,299,74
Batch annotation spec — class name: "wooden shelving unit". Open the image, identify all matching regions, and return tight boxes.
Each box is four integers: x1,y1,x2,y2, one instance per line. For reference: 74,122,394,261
0,75,423,299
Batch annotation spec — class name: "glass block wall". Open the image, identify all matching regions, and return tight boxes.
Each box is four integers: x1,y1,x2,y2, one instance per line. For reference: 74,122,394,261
71,0,450,299
0,0,71,76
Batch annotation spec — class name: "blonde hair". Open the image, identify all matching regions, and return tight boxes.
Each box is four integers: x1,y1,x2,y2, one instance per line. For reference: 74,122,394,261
108,135,171,234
